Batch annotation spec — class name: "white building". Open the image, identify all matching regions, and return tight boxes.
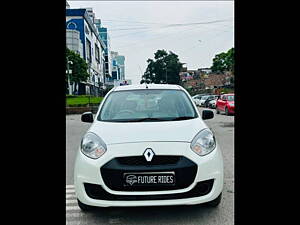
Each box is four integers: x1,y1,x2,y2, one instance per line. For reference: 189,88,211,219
94,21,113,83
66,8,106,96
110,51,126,85
66,29,83,57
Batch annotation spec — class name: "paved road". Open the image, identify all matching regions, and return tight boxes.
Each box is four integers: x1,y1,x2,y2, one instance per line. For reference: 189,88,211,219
66,107,234,225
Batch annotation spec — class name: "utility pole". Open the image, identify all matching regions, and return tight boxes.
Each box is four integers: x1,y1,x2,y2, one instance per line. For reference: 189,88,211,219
166,66,168,84
66,57,73,94
163,62,168,84
88,62,91,106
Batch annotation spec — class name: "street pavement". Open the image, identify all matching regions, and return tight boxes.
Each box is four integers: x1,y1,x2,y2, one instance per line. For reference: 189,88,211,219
66,107,234,225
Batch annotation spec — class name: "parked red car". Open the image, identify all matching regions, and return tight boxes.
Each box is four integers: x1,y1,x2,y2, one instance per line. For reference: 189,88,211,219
216,94,234,115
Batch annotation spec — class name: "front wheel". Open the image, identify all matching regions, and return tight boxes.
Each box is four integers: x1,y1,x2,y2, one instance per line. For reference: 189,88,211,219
225,107,229,116
206,193,222,207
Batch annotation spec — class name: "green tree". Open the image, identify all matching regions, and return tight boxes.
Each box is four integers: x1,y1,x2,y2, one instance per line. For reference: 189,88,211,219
211,48,234,73
140,49,183,84
66,48,89,92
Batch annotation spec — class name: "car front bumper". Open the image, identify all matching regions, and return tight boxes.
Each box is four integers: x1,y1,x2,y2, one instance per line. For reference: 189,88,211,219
74,142,224,207
227,106,235,114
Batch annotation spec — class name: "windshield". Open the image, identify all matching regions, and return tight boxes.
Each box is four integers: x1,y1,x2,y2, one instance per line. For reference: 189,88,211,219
227,95,234,101
98,89,197,122
201,96,208,100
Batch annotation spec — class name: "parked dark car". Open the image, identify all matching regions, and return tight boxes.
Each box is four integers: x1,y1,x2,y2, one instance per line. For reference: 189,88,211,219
208,95,220,109
204,95,218,108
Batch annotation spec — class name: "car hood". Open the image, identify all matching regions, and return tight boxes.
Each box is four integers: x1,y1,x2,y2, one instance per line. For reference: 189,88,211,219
88,118,208,145
227,101,234,104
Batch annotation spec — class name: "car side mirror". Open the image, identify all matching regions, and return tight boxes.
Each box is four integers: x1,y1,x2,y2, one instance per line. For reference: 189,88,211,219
81,112,94,123
202,110,214,120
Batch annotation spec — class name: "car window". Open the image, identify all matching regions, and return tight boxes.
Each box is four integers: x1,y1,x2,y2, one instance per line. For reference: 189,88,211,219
227,95,234,101
98,89,198,122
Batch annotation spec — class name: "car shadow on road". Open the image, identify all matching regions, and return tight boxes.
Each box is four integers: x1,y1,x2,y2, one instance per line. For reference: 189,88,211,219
84,204,221,224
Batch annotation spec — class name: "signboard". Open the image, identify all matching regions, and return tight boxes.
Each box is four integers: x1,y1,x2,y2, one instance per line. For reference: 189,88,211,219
120,80,128,86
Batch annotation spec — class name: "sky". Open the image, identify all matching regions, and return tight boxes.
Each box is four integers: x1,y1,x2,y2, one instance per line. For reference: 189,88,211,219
68,1,234,84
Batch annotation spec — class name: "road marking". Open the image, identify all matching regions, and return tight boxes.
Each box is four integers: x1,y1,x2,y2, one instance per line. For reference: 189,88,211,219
66,194,76,199
66,221,84,225
66,199,78,205
66,189,76,194
66,212,84,218
66,206,81,211
66,185,75,189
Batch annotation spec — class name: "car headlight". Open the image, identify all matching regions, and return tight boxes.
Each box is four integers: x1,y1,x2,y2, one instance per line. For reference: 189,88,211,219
229,103,234,107
190,129,216,156
81,132,107,159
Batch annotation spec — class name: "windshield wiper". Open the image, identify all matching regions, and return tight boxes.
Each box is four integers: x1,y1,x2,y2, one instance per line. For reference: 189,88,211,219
135,117,196,122
102,117,196,122
169,116,196,121
101,118,168,122
135,117,169,122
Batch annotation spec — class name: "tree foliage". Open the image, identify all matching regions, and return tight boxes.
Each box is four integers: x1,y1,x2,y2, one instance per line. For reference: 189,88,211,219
66,48,89,84
140,49,183,84
211,48,234,74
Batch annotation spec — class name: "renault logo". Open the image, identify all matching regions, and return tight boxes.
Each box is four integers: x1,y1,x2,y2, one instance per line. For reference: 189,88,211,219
144,148,155,162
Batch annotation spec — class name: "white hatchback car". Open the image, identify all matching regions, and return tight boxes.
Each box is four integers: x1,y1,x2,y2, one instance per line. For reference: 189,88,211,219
192,95,201,106
74,84,224,210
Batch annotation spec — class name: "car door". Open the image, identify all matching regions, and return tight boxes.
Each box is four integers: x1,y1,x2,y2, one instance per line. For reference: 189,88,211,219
218,95,226,111
196,96,202,105
206,96,213,107
216,95,221,110
221,95,228,111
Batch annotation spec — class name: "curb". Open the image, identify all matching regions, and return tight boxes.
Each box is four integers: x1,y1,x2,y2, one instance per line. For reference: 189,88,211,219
66,106,99,115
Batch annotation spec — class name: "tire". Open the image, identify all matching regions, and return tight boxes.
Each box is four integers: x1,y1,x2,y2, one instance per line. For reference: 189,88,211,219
225,107,229,116
77,199,94,211
206,193,222,207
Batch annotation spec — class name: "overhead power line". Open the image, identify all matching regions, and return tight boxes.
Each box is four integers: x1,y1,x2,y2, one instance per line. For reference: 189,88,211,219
162,19,232,28
109,27,153,31
105,18,232,32
110,19,232,38
102,19,169,25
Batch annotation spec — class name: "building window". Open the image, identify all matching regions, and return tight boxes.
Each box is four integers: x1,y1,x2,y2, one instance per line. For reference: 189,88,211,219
86,38,91,63
85,25,90,35
95,44,100,63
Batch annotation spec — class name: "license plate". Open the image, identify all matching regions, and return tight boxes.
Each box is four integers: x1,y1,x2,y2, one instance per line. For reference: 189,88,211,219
123,172,175,186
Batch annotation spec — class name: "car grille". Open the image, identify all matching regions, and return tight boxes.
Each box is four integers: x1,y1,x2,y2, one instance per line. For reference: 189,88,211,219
84,179,214,201
117,156,180,166
100,156,197,191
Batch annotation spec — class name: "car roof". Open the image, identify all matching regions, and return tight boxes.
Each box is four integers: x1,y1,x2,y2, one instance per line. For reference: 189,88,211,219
113,84,182,92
